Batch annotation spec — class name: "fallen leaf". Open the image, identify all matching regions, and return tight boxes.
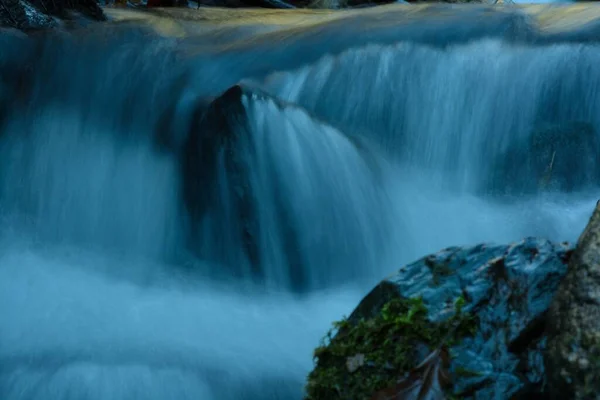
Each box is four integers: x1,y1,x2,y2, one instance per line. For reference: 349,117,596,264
370,346,451,400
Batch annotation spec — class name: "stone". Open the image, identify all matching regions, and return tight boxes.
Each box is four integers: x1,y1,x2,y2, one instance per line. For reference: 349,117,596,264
182,84,389,291
0,0,104,31
306,238,573,399
182,85,262,279
546,201,600,399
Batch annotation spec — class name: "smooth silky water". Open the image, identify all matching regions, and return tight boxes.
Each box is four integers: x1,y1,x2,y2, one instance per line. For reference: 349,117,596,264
0,8,598,399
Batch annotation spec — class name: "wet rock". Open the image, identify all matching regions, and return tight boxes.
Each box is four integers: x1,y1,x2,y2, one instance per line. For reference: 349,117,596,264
1,0,35,30
29,0,104,22
546,201,600,399
306,238,573,399
488,121,600,196
22,0,59,29
1,0,104,31
183,84,388,291
182,84,260,279
183,84,328,289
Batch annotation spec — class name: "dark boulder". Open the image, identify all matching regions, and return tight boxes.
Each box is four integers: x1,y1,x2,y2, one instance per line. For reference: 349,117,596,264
546,201,600,399
182,85,303,287
182,84,389,291
182,84,263,280
306,238,573,399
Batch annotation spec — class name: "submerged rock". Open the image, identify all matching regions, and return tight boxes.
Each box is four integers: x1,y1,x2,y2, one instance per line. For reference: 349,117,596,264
182,84,261,279
183,84,390,291
488,121,600,195
306,238,573,399
546,201,600,399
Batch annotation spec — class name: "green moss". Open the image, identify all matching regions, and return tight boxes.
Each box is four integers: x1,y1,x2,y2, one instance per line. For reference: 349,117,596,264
305,295,477,400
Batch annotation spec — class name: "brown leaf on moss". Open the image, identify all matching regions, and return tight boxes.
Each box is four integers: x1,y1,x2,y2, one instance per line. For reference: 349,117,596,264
370,346,451,400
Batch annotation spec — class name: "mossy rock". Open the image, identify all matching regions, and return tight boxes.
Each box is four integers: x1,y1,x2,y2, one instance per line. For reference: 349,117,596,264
306,238,574,399
306,289,476,400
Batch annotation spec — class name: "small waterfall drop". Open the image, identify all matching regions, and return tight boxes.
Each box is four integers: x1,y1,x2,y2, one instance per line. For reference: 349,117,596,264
184,85,391,289
261,39,600,194
0,15,599,400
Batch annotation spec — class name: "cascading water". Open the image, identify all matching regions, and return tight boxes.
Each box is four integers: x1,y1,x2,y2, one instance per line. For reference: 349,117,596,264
1,10,599,400
262,39,600,193
182,85,392,289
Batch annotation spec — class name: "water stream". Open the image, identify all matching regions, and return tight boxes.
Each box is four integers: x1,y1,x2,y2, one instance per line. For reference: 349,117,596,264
0,11,598,399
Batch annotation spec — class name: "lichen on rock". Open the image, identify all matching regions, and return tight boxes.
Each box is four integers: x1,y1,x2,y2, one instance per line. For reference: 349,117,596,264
546,200,600,399
306,238,573,399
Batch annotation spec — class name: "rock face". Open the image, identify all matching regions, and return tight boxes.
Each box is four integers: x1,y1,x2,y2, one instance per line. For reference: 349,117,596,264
0,0,104,31
306,238,573,399
546,201,600,399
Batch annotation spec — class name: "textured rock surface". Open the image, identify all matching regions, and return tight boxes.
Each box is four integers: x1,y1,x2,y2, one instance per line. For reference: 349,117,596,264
0,0,55,30
0,0,104,31
546,201,600,399
307,238,573,399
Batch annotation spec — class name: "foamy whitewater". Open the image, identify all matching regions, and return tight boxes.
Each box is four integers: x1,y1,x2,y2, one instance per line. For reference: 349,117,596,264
0,19,598,400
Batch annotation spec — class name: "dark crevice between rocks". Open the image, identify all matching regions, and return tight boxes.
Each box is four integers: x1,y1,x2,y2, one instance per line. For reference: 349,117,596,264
488,255,509,283
508,314,547,355
507,316,550,399
558,246,574,264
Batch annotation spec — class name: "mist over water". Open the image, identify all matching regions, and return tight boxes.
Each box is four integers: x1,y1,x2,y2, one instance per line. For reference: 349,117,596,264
0,20,599,400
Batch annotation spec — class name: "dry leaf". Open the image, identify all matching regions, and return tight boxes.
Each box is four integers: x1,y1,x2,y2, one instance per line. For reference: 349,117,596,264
370,347,451,400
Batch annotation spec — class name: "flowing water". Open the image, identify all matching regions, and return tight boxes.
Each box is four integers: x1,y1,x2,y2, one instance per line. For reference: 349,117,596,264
0,8,599,400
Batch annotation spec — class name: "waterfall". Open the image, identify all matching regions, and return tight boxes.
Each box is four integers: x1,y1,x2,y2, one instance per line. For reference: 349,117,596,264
261,39,600,194
0,15,599,400
183,84,391,289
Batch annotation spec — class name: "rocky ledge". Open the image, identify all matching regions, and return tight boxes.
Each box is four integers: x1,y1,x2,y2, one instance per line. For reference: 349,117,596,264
306,221,586,398
0,0,104,31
